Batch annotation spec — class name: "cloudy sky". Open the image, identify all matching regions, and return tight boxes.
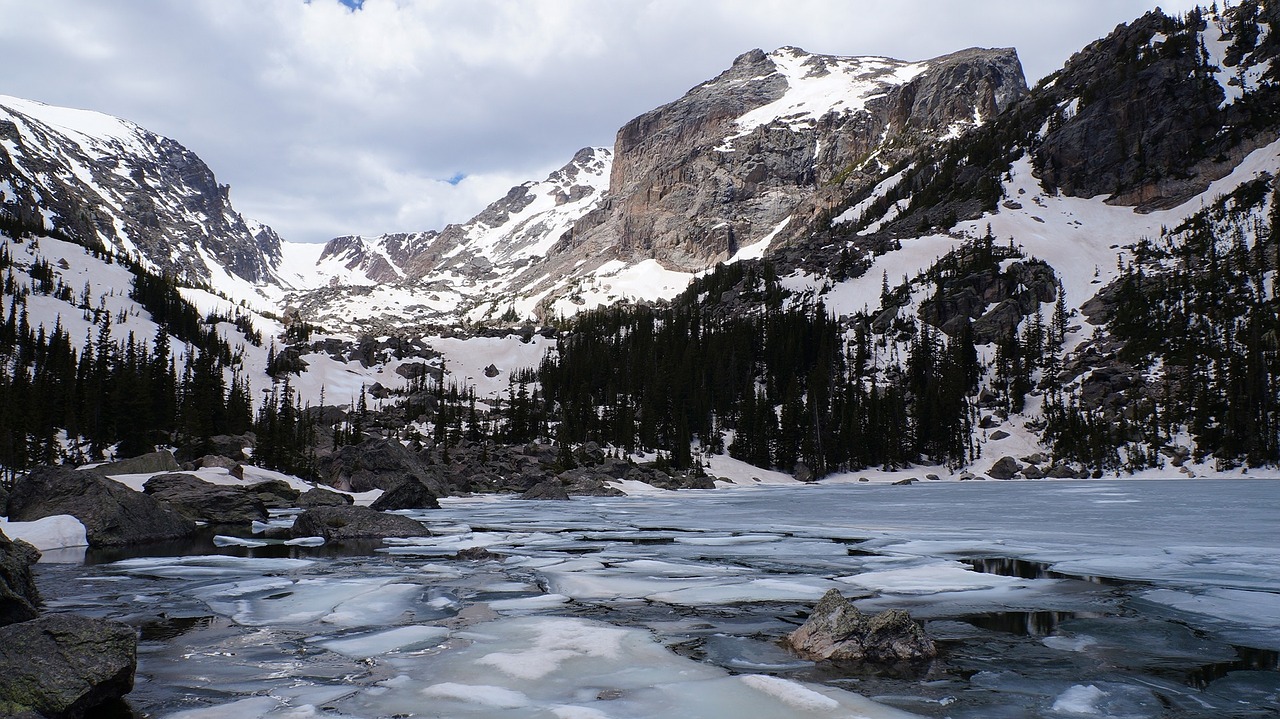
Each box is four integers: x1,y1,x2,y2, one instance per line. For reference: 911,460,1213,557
0,0,1202,244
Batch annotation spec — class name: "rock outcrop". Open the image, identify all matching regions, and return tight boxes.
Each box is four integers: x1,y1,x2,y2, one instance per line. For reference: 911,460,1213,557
289,506,426,541
0,529,41,627
297,487,354,508
546,46,1026,281
785,589,936,665
318,438,449,494
368,478,441,511
142,473,268,525
98,450,181,476
1033,7,1280,209
0,614,136,719
519,480,571,501
7,466,195,547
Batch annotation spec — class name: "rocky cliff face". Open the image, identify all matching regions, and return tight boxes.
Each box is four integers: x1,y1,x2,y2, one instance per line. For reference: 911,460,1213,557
1034,5,1280,209
0,95,282,285
555,46,1026,272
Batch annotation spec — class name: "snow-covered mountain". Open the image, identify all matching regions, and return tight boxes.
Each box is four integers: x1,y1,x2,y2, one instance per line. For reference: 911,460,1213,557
274,147,614,331
274,45,1026,330
0,95,283,287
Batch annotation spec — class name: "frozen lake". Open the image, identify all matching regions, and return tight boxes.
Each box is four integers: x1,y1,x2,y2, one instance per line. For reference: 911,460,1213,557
35,479,1280,718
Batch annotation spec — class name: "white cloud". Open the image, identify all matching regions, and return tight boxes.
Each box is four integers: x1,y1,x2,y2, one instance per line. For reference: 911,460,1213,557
0,0,1205,244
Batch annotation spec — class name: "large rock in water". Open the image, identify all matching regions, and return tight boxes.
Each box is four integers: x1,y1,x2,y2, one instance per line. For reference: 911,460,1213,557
0,529,41,627
0,614,136,718
368,478,441,511
7,466,196,547
317,438,448,494
143,473,268,525
785,589,935,665
289,506,426,541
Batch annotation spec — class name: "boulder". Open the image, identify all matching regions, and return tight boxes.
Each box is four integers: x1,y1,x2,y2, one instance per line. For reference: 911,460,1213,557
143,473,268,525
289,506,426,541
785,589,935,665
685,475,718,490
454,546,503,561
1045,463,1080,479
577,442,606,465
247,480,302,509
194,455,239,470
987,456,1022,480
297,488,354,508
7,467,195,547
369,478,441,511
520,481,570,501
557,469,626,497
0,530,41,627
0,614,136,718
208,434,254,461
318,438,449,495
989,429,1011,441
98,450,180,476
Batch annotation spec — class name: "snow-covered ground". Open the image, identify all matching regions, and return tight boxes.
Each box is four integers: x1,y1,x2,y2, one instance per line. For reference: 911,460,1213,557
31,479,1279,718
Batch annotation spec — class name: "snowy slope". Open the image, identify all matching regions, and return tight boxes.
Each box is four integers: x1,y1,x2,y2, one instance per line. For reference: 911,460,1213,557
277,148,613,330
0,95,284,286
722,47,929,148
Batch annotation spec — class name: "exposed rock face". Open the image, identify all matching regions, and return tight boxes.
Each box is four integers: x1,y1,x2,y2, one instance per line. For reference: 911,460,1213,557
143,473,268,525
0,614,136,719
7,466,195,547
0,529,41,627
1033,7,1280,209
918,257,1058,342
297,488,354,508
553,47,1026,276
368,478,441,511
289,506,427,541
785,589,936,665
0,95,282,285
318,438,449,494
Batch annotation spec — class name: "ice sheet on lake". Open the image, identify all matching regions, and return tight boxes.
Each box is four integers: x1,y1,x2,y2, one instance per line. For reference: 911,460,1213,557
336,616,923,718
1138,587,1280,649
64,480,1280,718
838,561,1035,595
315,625,449,657
202,576,423,627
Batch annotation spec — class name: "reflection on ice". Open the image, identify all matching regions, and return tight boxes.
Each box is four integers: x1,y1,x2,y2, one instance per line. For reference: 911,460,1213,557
315,625,450,657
